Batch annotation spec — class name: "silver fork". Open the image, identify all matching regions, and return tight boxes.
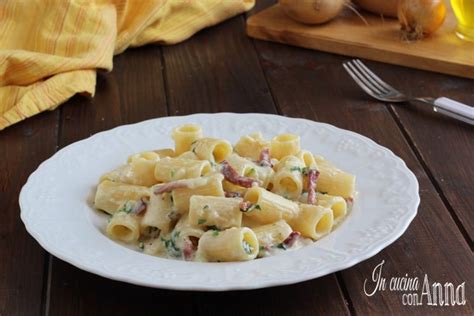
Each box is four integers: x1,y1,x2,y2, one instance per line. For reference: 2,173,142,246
343,59,474,125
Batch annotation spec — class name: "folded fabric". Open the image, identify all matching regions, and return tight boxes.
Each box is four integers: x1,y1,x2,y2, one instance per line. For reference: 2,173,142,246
0,0,255,130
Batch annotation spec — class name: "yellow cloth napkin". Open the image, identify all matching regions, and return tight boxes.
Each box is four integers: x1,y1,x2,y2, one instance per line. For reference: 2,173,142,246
0,0,255,130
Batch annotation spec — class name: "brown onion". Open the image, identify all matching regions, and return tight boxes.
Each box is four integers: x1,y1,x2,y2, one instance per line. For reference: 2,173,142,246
398,0,446,40
279,0,346,25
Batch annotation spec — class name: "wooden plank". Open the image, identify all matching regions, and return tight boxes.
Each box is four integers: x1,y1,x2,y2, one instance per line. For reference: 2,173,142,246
47,46,186,316
162,15,350,315
247,4,474,79
0,112,57,316
253,40,474,314
196,275,349,316
162,17,276,114
355,60,474,242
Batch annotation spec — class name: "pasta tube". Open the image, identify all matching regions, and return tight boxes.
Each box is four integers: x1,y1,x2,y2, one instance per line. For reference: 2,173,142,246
226,153,254,175
101,152,160,187
296,150,318,169
106,211,141,243
270,134,300,160
174,214,205,241
243,187,299,224
154,158,211,182
171,174,225,213
176,151,199,160
141,192,175,234
289,204,334,240
94,180,150,214
127,151,160,163
189,195,243,229
143,237,167,256
172,124,203,155
252,220,292,249
314,156,355,198
234,132,270,161
317,194,347,225
227,153,274,188
198,227,259,261
222,180,248,196
153,148,176,158
191,137,232,163
272,156,305,200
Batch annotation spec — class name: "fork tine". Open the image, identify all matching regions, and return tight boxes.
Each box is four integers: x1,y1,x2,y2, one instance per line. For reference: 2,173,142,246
351,60,390,94
344,62,384,96
354,59,398,93
347,61,385,95
343,63,381,99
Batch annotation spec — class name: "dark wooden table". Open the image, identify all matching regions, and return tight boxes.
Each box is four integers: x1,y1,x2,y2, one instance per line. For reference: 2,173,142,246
1,2,473,315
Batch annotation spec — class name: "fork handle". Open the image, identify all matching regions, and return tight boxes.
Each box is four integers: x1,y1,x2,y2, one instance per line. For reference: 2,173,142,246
433,97,474,125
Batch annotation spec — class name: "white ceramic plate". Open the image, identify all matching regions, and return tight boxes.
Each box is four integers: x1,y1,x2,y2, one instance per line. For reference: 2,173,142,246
20,113,419,291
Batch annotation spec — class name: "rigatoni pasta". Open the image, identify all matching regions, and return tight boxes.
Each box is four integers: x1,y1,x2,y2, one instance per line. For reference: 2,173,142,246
189,195,242,229
191,137,232,163
154,158,211,182
270,133,300,159
314,155,355,199
197,227,259,262
94,180,150,214
94,123,356,262
172,124,203,155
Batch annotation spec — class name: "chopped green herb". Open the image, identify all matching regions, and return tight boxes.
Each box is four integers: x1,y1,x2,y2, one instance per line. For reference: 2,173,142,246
161,231,181,258
245,168,256,177
212,230,219,237
242,240,254,254
198,218,207,225
290,166,301,172
290,166,309,175
241,204,261,213
259,245,265,251
203,205,209,210
277,243,287,250
138,242,144,250
117,201,134,214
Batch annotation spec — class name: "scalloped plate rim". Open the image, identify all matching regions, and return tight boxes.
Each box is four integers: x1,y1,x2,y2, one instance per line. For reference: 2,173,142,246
19,113,420,291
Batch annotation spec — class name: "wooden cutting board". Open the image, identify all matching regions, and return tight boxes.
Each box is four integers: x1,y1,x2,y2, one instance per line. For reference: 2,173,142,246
247,4,474,79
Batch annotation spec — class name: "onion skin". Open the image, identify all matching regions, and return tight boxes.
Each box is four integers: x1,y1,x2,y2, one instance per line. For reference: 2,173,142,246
279,0,345,25
353,0,399,18
398,0,446,40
